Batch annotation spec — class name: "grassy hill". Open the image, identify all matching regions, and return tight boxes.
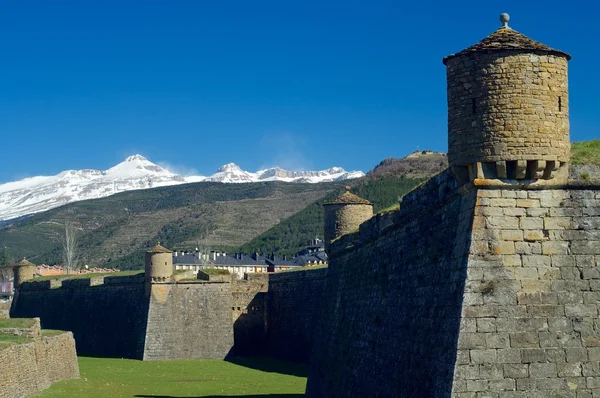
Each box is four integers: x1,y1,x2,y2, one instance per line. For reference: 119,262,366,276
571,140,600,165
0,181,343,269
238,141,600,256
3,141,597,269
238,175,425,257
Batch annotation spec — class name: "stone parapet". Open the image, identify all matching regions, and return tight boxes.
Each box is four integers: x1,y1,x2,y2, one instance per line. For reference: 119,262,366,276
0,331,79,398
329,169,463,257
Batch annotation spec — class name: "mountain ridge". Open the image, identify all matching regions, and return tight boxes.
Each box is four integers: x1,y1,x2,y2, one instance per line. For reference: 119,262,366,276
0,155,364,221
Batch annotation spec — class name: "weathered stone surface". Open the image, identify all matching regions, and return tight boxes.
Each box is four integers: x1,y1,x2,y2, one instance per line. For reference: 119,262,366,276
143,282,233,360
307,170,473,397
0,331,79,398
446,51,570,169
307,181,600,397
11,274,149,359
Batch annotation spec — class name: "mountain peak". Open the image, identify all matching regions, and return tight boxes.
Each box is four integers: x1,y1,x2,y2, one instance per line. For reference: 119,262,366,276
217,163,242,173
125,154,149,163
0,158,365,221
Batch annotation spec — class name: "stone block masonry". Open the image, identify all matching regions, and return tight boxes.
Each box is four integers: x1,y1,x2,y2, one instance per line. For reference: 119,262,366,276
307,170,476,397
11,274,149,358
0,324,79,398
306,170,600,397
454,186,600,397
266,268,328,362
143,282,233,360
11,274,235,360
231,269,328,362
446,52,570,166
10,270,326,363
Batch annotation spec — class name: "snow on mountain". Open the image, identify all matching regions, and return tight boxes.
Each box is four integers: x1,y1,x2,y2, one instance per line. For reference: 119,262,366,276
0,156,364,221
203,163,257,183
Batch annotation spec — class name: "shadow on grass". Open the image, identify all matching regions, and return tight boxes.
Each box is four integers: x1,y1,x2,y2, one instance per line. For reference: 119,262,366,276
224,356,308,378
134,395,304,398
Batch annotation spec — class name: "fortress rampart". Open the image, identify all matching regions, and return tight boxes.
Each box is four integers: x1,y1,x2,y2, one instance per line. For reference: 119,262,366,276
0,319,79,398
307,175,600,396
11,274,234,360
307,170,476,396
11,268,327,363
305,14,600,397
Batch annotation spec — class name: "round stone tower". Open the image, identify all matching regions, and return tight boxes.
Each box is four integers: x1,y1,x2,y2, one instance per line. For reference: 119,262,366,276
443,13,571,182
323,187,373,251
145,244,173,282
13,259,37,287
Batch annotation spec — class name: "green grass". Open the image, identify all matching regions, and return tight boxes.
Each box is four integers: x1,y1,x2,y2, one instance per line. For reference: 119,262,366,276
377,202,400,215
571,140,600,165
34,356,307,398
0,318,36,328
27,270,143,282
0,334,31,348
41,329,66,337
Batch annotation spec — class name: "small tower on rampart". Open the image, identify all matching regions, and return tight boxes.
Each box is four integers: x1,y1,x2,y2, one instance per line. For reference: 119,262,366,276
145,244,173,282
13,259,37,287
444,13,571,182
323,187,373,251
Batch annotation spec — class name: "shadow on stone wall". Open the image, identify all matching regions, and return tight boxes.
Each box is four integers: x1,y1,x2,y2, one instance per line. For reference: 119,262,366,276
233,292,267,356
11,278,149,359
306,172,475,397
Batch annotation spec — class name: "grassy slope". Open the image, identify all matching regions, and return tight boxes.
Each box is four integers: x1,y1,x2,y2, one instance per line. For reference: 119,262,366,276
28,270,143,282
239,176,425,257
5,141,598,268
571,140,600,165
0,181,342,269
238,139,600,257
35,357,306,398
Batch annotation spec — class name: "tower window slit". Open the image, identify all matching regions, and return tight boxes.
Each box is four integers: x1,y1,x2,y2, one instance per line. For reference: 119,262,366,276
558,96,562,112
472,98,476,114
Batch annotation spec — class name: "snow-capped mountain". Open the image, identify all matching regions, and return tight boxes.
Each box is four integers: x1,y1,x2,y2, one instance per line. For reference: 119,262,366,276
202,163,364,183
0,155,364,221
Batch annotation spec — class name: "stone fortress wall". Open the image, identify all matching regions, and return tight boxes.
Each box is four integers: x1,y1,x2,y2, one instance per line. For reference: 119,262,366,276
307,170,477,397
10,267,327,363
306,170,600,397
265,268,328,362
8,13,600,398
10,274,235,360
305,13,600,398
453,185,600,397
11,274,149,359
0,318,79,398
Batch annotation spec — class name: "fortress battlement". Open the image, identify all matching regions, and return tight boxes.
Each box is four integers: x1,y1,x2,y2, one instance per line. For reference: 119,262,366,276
329,173,600,259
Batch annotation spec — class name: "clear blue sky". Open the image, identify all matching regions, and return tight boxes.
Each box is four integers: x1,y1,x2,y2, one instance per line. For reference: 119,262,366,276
0,0,597,182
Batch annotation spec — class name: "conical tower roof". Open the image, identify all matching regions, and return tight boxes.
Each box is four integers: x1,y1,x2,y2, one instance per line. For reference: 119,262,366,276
443,17,570,65
324,187,372,206
14,259,36,267
147,244,172,254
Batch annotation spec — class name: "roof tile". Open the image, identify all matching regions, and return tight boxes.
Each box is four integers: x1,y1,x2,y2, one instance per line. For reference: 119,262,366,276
443,27,570,65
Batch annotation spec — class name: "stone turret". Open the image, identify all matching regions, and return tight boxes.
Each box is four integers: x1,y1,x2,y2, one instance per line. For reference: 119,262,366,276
13,259,37,286
323,187,373,251
145,244,173,282
444,13,571,182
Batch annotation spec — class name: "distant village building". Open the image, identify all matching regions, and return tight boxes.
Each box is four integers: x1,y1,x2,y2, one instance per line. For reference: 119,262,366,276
173,239,328,279
0,281,13,304
35,264,120,277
